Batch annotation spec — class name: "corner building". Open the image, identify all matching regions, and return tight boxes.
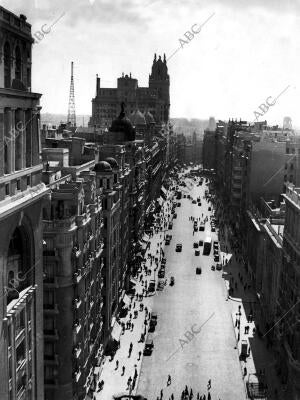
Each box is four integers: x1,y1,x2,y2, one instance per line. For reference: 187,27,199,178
0,6,48,400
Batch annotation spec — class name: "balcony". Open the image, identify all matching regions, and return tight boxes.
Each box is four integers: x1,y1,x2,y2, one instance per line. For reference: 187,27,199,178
73,269,83,284
44,303,59,314
44,216,76,231
45,378,58,388
44,329,59,341
44,276,59,288
44,353,59,365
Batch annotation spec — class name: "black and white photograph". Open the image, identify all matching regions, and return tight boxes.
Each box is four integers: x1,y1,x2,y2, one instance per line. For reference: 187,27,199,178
0,0,299,399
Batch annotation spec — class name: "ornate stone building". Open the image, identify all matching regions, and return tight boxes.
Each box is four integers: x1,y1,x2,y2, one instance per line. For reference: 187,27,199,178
0,6,48,400
89,54,170,128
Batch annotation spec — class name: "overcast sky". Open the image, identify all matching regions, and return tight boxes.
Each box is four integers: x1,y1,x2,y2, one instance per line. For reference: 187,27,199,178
3,0,300,127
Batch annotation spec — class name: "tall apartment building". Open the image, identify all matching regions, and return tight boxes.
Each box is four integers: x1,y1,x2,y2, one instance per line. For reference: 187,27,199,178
0,6,48,399
89,54,170,128
276,184,300,399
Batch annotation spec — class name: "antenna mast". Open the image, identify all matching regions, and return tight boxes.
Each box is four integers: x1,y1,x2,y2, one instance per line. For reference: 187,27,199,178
67,61,76,127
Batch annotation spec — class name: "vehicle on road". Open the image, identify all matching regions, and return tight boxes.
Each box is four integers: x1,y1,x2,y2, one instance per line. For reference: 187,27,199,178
173,213,177,219
211,226,216,232
208,207,211,211
193,242,199,248
168,222,173,229
196,267,202,274
176,243,182,252
213,240,218,248
144,336,154,355
165,238,170,245
150,312,158,323
195,250,200,256
177,202,181,207
216,263,222,271
161,258,166,265
203,236,212,255
148,280,156,292
199,224,205,231
199,240,203,246
211,265,215,271
170,276,175,286
214,254,220,262
192,200,197,204
158,269,165,278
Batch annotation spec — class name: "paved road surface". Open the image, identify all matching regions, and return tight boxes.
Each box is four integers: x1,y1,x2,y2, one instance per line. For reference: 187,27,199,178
137,176,246,400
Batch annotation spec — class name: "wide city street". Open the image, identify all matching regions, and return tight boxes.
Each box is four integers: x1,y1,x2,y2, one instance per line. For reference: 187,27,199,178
137,174,246,400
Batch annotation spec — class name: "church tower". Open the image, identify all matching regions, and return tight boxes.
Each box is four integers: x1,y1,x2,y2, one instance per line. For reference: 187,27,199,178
149,53,170,123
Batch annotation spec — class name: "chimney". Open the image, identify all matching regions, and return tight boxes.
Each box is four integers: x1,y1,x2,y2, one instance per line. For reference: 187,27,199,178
96,74,100,96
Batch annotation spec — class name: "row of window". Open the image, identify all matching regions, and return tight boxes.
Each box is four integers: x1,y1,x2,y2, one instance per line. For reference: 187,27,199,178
4,176,31,196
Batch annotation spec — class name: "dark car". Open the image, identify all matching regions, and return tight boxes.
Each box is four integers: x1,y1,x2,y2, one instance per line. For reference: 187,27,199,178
148,280,156,292
168,222,173,229
193,242,199,248
195,250,200,256
143,337,154,355
208,207,211,211
199,240,203,246
170,276,175,286
196,267,202,274
214,254,220,262
158,269,165,278
199,224,205,231
173,213,177,219
176,243,182,252
165,238,170,245
211,227,216,232
216,263,222,271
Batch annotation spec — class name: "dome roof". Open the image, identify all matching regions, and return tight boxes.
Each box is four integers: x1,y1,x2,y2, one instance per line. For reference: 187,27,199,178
105,157,119,169
109,102,136,141
94,161,112,173
130,109,146,126
144,110,155,124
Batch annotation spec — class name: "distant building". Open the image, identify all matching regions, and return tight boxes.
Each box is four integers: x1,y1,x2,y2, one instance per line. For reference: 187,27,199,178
0,6,48,400
89,54,170,128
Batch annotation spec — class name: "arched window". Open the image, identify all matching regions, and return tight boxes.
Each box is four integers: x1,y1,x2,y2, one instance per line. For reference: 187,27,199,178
4,42,11,88
15,45,22,80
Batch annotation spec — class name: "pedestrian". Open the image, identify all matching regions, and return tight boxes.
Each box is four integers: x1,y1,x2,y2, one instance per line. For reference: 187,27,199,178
161,389,163,399
244,367,247,376
208,379,211,388
115,360,119,370
167,374,171,385
122,365,125,375
190,388,193,399
207,393,211,400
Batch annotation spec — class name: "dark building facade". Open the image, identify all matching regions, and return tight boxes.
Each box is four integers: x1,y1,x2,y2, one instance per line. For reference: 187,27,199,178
0,6,48,400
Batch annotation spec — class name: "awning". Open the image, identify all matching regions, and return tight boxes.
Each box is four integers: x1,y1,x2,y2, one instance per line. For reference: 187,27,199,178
111,321,122,342
130,278,137,285
161,186,167,197
160,188,167,200
122,294,131,306
157,197,164,206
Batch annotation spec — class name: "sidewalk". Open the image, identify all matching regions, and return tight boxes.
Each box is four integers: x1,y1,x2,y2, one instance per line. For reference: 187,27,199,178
95,197,173,399
214,197,287,400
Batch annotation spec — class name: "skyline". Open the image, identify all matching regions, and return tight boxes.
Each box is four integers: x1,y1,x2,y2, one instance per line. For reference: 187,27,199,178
2,0,299,127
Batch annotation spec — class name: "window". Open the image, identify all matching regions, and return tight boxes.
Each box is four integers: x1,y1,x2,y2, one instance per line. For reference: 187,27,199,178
15,46,21,80
4,42,11,88
16,179,20,191
27,175,31,186
5,183,9,196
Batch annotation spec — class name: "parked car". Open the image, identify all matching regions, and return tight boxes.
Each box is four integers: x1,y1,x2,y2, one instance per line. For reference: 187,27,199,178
165,238,170,245
176,243,182,252
150,312,158,324
196,267,202,274
199,240,203,246
193,242,199,248
211,227,216,232
208,207,211,211
192,200,197,204
161,258,166,265
158,269,165,278
143,337,154,355
173,213,177,219
168,222,173,229
199,224,205,231
148,280,156,292
170,276,175,286
214,254,220,262
216,263,222,271
195,250,200,256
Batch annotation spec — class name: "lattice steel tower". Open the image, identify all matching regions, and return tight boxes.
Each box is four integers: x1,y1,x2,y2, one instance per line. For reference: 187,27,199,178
67,61,76,127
